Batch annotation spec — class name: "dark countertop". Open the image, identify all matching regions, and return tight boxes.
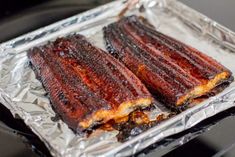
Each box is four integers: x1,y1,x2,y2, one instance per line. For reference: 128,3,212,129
180,0,235,32
0,0,235,157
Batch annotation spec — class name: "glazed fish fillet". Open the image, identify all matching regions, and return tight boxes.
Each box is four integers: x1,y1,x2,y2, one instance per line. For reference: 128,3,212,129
103,15,233,107
27,34,153,132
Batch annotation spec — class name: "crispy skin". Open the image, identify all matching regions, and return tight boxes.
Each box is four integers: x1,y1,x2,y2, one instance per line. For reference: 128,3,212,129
103,15,233,107
27,34,153,132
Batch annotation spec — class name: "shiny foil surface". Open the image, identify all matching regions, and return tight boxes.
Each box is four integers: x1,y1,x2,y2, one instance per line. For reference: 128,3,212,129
0,0,235,156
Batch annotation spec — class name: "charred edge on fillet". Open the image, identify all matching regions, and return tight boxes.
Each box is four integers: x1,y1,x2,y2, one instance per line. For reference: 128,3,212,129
27,34,153,132
103,15,233,108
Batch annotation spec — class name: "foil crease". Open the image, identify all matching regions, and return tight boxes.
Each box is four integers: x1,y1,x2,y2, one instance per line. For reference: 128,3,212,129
0,0,235,156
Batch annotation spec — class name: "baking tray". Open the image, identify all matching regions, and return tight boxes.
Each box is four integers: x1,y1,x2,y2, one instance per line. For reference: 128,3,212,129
1,0,235,156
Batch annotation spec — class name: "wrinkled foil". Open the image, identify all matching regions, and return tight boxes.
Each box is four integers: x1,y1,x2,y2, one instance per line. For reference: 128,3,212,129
0,0,235,156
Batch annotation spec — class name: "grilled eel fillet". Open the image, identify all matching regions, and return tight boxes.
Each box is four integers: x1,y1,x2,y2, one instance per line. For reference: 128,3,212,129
103,15,233,107
27,34,153,132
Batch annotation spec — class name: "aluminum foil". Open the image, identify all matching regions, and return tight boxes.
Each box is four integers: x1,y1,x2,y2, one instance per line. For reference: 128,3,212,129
0,0,235,156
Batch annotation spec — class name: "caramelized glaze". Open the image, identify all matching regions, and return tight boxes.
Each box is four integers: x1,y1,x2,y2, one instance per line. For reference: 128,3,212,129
28,34,153,132
103,15,233,107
